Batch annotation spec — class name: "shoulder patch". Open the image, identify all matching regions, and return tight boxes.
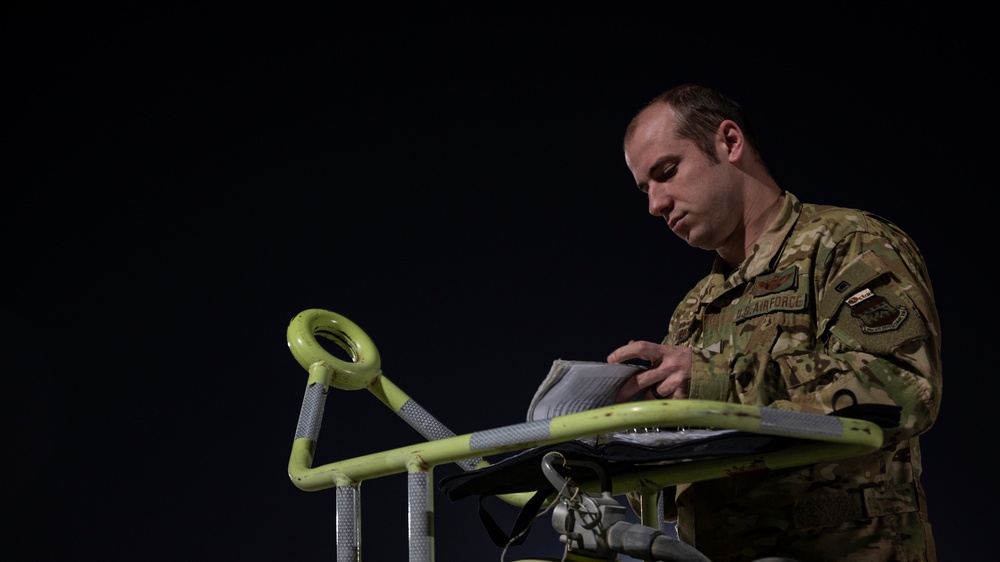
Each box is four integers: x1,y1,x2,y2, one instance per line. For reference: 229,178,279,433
818,250,887,320
846,288,908,333
831,283,927,354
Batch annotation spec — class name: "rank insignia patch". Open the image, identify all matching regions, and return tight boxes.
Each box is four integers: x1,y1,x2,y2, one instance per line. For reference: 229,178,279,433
848,289,908,333
753,265,797,296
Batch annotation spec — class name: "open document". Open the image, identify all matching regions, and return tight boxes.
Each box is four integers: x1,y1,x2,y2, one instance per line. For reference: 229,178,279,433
525,359,739,446
526,360,645,421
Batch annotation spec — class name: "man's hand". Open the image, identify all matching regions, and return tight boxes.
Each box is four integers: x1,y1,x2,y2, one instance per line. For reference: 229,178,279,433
607,340,693,403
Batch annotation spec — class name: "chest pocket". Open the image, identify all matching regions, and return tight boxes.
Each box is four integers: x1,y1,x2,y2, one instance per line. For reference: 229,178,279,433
694,265,812,355
730,288,809,350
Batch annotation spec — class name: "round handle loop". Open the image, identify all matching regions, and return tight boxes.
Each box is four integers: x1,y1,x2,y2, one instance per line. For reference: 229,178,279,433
286,309,382,390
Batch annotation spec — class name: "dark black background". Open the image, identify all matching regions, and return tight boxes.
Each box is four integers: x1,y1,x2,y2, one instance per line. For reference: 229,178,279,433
3,4,993,560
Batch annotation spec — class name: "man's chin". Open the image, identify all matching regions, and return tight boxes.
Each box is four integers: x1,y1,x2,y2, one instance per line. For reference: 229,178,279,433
680,232,708,250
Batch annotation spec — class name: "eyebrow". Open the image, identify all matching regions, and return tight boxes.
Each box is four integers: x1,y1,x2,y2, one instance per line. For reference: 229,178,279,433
636,155,680,192
648,155,680,176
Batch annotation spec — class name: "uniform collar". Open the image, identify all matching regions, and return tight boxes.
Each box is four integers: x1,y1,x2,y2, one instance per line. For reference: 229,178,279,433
701,192,802,298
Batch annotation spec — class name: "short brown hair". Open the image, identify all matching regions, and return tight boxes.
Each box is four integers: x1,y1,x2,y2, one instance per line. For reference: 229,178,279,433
626,84,766,167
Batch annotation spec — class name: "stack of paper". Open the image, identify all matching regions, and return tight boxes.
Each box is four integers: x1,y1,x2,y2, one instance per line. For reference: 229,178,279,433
526,359,646,422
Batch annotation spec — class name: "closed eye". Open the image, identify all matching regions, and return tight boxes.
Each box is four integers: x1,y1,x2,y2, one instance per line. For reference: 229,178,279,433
637,158,680,193
656,163,678,182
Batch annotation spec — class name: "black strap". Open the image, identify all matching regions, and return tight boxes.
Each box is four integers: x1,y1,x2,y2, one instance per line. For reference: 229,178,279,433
832,389,901,428
478,488,549,548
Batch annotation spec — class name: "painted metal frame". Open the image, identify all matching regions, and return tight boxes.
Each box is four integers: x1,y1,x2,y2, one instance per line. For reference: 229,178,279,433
285,309,884,561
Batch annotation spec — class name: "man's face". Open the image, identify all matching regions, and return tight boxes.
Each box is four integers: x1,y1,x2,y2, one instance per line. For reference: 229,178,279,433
624,103,741,252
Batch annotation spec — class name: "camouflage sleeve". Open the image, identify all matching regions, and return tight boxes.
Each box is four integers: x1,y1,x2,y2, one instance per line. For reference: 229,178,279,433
772,226,942,442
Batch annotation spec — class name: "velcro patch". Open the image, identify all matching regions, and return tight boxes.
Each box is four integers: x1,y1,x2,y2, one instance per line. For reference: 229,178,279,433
752,265,798,296
733,291,809,323
817,251,886,320
848,290,908,333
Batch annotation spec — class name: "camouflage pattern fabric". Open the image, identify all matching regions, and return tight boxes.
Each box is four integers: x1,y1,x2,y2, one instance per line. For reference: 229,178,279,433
666,192,941,561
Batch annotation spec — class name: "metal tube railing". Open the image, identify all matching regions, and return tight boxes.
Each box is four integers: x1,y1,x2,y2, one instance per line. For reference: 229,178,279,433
284,309,884,561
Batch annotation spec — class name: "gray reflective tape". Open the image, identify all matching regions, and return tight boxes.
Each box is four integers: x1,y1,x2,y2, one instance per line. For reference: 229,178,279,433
453,456,483,472
759,407,843,438
336,484,361,561
408,472,432,562
399,400,482,472
399,400,454,441
295,383,327,440
469,419,551,451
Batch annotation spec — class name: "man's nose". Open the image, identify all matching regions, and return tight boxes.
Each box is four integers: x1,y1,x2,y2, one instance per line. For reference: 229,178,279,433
647,183,671,217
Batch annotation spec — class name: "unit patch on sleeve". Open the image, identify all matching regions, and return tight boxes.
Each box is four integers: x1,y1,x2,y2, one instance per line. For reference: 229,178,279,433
846,287,908,334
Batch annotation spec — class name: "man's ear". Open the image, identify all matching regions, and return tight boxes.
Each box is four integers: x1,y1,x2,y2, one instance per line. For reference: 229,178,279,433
717,119,744,163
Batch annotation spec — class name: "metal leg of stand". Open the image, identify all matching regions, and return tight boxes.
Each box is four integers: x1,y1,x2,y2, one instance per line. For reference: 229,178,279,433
336,483,362,562
408,470,433,562
639,489,662,533
656,490,669,533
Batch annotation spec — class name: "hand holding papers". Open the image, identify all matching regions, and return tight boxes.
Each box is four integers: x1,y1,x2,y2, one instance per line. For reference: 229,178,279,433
526,359,645,422
525,359,739,446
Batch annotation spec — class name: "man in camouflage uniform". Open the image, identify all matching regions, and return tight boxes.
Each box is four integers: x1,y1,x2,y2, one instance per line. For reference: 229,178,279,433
608,84,941,561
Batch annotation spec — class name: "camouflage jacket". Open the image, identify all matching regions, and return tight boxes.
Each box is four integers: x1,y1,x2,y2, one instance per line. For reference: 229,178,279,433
667,192,941,561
